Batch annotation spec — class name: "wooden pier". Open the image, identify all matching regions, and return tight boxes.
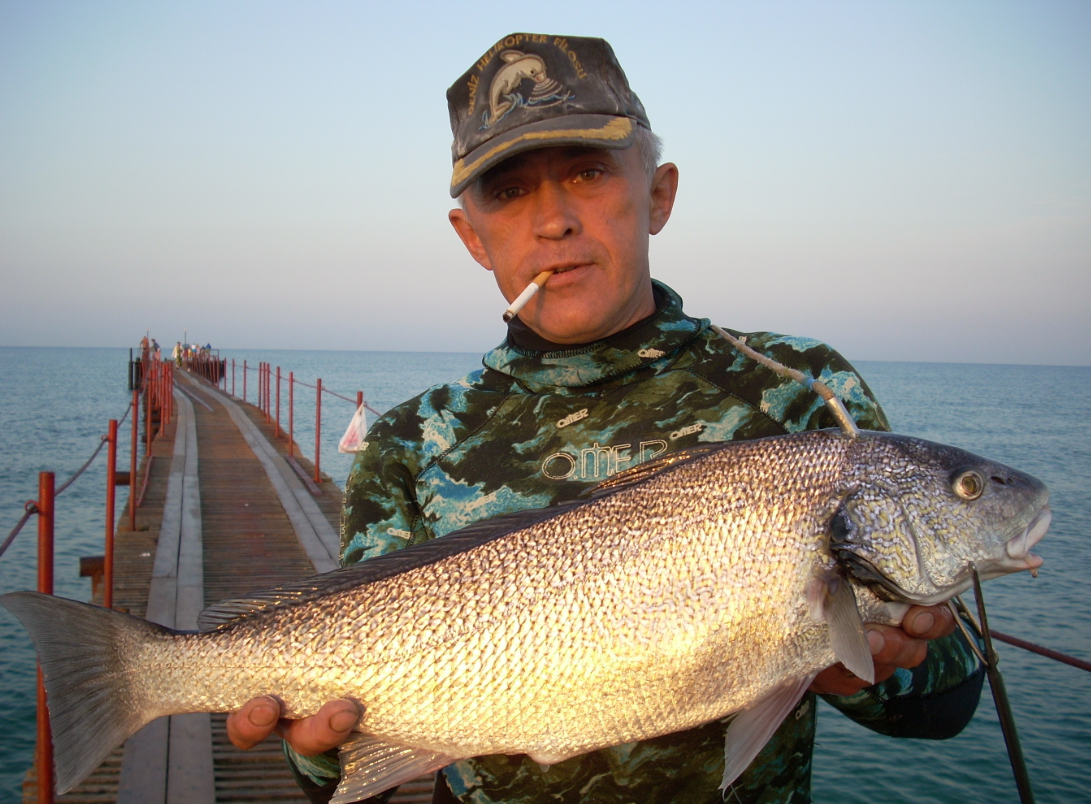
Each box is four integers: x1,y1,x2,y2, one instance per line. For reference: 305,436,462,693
24,368,433,803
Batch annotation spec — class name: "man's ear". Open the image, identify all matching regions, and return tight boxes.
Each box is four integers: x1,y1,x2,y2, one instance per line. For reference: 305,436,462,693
449,208,494,272
648,162,679,236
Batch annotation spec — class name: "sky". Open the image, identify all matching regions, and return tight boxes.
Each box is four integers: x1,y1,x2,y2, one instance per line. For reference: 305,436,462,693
1,0,1088,365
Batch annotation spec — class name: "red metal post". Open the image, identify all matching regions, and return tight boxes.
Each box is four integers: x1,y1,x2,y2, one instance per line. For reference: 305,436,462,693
105,420,117,609
275,367,281,438
130,389,138,529
159,362,167,436
145,368,153,457
314,379,322,483
265,364,271,420
36,471,55,804
288,372,294,458
357,390,363,411
232,359,236,397
243,360,248,403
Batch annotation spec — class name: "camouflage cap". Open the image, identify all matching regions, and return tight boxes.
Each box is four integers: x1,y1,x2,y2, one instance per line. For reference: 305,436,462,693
447,33,650,197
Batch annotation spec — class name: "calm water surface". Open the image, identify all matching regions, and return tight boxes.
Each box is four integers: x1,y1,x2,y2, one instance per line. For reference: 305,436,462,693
0,347,1087,802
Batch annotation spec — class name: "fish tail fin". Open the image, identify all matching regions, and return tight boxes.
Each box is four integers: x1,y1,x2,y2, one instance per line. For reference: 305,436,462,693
0,591,171,794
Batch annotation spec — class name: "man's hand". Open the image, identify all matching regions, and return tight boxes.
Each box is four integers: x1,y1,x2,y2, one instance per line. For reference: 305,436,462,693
226,696,362,754
809,604,957,697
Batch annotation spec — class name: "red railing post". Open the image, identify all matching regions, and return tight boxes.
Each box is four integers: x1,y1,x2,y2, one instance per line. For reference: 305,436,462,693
275,367,281,438
159,361,167,436
105,420,117,609
243,360,248,403
288,372,294,458
232,359,236,397
36,471,55,804
356,390,363,411
145,369,153,457
130,389,138,530
314,379,322,483
265,364,271,420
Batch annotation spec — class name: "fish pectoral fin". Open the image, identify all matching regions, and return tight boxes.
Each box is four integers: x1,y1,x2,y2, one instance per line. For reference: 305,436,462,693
824,575,876,685
720,675,814,791
332,734,457,804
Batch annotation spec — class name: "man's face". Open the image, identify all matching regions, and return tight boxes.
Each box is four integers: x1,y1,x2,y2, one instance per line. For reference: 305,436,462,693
449,144,678,344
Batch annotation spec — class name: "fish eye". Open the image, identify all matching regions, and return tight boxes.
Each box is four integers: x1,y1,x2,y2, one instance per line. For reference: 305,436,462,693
952,470,985,501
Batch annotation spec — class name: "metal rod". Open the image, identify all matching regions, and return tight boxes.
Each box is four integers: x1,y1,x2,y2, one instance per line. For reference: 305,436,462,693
232,358,236,397
315,379,322,483
710,325,860,438
990,629,1091,673
130,389,138,528
288,372,294,458
971,567,1036,804
36,471,55,804
145,366,152,457
276,367,282,438
104,420,117,609
243,359,247,403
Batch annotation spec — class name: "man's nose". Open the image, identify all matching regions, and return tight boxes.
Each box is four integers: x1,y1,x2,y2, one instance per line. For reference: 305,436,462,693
532,181,580,240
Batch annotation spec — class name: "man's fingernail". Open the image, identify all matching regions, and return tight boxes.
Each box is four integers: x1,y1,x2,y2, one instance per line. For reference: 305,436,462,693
330,707,360,733
867,629,885,655
911,612,935,635
249,704,278,727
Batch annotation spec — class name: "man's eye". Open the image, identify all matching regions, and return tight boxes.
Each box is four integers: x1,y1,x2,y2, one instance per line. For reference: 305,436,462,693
496,186,524,200
576,168,602,182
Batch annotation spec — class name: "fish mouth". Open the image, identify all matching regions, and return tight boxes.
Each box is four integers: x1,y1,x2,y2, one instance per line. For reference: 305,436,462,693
1001,504,1050,571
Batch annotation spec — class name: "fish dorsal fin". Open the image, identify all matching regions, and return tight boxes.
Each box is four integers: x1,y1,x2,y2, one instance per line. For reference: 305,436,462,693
332,733,456,804
720,675,814,791
197,501,587,631
580,443,728,500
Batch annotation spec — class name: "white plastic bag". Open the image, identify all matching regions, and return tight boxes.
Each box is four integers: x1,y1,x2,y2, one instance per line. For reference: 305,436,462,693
337,404,368,453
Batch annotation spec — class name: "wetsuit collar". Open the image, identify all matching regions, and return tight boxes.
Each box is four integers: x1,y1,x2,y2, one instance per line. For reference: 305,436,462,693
482,280,708,391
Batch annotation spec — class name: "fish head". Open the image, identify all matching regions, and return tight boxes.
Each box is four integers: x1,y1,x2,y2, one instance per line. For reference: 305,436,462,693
829,433,1050,606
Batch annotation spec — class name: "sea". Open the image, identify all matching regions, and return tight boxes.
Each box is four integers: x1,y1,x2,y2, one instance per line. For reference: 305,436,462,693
0,346,1087,803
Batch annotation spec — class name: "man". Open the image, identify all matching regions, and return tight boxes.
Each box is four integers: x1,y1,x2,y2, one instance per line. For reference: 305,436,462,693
228,34,983,803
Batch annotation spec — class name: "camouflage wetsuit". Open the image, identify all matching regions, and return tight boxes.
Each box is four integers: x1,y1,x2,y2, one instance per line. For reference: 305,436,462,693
288,282,984,804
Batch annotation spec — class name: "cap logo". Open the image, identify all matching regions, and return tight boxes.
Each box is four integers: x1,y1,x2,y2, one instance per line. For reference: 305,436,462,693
483,50,573,129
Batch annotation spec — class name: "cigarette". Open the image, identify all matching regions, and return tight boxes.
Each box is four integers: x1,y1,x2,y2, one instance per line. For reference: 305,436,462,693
502,270,555,322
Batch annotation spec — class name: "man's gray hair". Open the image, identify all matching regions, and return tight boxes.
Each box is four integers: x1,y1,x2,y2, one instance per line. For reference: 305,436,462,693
634,125,663,181
457,126,663,209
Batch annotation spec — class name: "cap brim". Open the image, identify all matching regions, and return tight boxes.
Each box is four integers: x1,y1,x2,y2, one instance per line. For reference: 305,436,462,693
450,114,636,197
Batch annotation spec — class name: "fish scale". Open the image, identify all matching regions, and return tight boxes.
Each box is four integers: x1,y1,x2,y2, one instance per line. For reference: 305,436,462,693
1,428,1049,804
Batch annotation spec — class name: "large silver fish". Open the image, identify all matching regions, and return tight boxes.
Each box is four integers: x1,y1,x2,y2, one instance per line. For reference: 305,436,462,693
2,429,1050,803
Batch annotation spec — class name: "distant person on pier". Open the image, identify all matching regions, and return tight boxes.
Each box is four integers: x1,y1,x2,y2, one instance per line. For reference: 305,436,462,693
173,342,183,366
225,33,984,804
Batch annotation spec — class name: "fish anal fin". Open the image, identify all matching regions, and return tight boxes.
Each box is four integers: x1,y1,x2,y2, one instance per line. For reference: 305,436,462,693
720,675,814,791
332,734,457,804
822,573,875,685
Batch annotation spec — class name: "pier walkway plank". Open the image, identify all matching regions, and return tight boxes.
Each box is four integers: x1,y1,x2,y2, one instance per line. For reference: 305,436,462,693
24,369,433,804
